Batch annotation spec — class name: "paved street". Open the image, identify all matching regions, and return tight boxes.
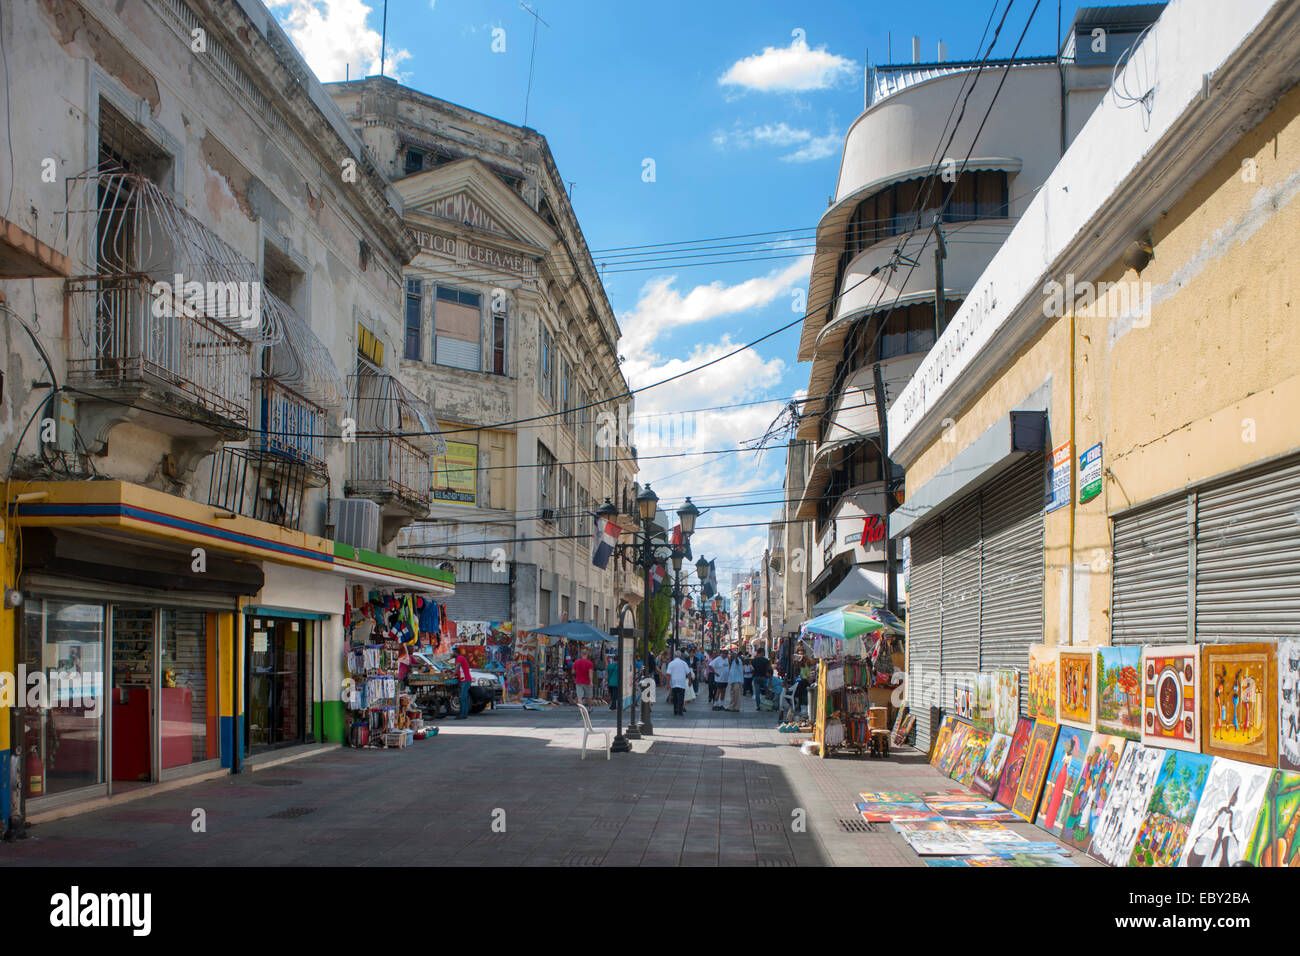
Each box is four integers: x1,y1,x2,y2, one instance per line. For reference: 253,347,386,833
1,702,1094,867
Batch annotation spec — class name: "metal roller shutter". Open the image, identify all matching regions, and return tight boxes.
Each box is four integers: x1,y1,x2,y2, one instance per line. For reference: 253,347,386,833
1195,456,1300,637
979,453,1045,713
907,519,942,750
940,493,982,677
1112,496,1190,645
444,581,511,623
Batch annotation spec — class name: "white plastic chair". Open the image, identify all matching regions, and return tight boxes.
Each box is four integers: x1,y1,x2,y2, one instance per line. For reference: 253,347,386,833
576,701,611,760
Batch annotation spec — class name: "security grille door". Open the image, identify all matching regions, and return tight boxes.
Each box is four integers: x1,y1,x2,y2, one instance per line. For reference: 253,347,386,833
444,581,511,623
979,454,1046,713
1111,495,1191,645
1195,456,1300,638
939,494,981,706
907,520,942,750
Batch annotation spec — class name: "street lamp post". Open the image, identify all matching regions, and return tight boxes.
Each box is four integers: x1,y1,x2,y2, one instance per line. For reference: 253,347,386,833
597,486,702,745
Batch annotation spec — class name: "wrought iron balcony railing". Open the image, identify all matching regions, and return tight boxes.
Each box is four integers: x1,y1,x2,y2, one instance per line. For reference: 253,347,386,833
345,371,438,513
252,377,327,479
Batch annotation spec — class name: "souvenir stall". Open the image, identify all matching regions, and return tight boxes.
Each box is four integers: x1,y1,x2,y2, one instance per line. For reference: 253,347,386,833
530,620,617,704
801,602,905,758
502,631,540,703
343,585,454,748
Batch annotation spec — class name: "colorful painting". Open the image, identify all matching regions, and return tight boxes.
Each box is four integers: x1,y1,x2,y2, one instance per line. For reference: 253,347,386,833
1096,645,1142,740
1063,733,1128,851
1028,645,1058,722
973,853,1078,867
1244,771,1300,867
855,802,941,824
1088,744,1165,866
995,717,1035,809
1180,759,1272,867
974,672,995,733
1058,650,1095,730
1141,644,1200,753
951,728,992,788
860,790,965,803
1280,641,1300,772
929,716,955,768
972,731,1013,799
1127,749,1213,867
892,821,987,856
993,669,1020,736
954,676,975,720
1202,642,1277,767
1035,727,1093,835
937,721,971,777
1012,720,1060,823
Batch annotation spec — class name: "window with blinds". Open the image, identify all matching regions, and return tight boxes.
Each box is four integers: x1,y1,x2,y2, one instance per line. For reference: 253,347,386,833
434,286,482,371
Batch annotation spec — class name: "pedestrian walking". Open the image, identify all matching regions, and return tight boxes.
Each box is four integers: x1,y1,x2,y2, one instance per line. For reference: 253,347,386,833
743,657,754,696
573,647,594,706
607,653,620,710
710,651,729,710
455,646,472,719
751,649,771,711
666,652,693,716
726,650,744,712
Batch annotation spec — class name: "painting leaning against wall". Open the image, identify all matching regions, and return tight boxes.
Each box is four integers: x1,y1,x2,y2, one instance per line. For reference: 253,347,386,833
1180,758,1272,867
1281,640,1300,773
1201,643,1277,767
1096,645,1141,740
1244,770,1300,867
1063,733,1128,852
1028,645,1059,723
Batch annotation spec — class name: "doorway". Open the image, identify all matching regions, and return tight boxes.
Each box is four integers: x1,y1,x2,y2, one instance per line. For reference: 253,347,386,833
110,605,155,784
245,616,313,752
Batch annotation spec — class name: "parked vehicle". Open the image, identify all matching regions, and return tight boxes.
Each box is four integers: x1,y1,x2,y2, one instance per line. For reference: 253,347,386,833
408,652,501,716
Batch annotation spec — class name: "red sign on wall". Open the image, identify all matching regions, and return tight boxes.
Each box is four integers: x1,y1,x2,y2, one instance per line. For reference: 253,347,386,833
860,514,886,546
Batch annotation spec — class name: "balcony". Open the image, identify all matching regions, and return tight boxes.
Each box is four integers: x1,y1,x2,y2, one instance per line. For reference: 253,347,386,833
252,377,328,482
345,371,438,541
208,444,307,531
63,170,264,455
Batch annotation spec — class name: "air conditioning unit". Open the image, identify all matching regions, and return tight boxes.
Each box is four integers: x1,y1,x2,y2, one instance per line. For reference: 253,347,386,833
328,498,380,552
540,508,557,523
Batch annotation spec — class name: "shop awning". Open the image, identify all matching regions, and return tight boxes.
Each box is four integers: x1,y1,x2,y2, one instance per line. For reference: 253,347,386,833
810,566,901,616
530,620,615,642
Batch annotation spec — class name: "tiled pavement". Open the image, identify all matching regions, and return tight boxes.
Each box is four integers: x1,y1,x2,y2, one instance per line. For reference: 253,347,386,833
0,699,1097,866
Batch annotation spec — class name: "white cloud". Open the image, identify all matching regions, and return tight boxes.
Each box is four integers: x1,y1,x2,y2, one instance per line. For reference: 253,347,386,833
271,0,412,82
720,37,856,93
713,122,840,163
619,257,811,361
780,132,841,163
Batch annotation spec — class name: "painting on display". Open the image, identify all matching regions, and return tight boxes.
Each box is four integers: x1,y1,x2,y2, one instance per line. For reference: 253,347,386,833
954,676,975,721
972,731,1014,800
1035,726,1093,836
855,802,941,824
995,717,1036,809
1127,749,1214,867
1011,720,1060,823
1087,744,1165,867
951,728,993,788
1063,733,1129,852
1096,645,1142,740
1058,649,1096,730
974,673,995,733
1141,644,1200,753
1280,640,1300,772
929,716,956,768
1028,645,1059,722
1201,642,1277,768
993,669,1020,736
1244,771,1300,867
938,721,972,777
891,821,987,856
1180,759,1273,867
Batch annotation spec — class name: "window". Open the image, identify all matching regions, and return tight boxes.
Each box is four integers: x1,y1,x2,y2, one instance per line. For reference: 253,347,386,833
843,170,1011,254
538,443,557,518
492,313,507,375
560,358,572,427
404,278,423,361
560,469,574,534
434,287,482,371
539,326,554,402
404,149,425,174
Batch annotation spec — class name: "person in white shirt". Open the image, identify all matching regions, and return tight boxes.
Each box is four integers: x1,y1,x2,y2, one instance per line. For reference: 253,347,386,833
665,653,694,716
726,651,744,712
710,653,729,711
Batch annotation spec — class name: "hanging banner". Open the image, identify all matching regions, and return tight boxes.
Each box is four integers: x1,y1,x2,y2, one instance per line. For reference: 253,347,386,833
432,440,478,506
1078,442,1103,504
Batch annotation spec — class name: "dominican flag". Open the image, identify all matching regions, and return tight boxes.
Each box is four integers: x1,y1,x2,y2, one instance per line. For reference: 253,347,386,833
650,563,667,592
591,516,621,569
701,559,717,598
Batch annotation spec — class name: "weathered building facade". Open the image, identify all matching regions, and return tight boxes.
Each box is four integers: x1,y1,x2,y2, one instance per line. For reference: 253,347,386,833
327,78,642,631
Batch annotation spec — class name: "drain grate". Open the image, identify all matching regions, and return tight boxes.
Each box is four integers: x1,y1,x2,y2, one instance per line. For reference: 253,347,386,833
254,778,303,787
268,806,317,819
837,818,876,833
753,821,782,833
750,797,778,806
757,857,795,867
591,819,623,832
561,854,603,866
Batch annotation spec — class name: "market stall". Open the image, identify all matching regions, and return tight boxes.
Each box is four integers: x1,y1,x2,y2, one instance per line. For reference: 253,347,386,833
530,621,617,705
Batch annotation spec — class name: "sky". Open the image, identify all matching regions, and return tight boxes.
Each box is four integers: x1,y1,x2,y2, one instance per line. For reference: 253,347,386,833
271,0,1088,581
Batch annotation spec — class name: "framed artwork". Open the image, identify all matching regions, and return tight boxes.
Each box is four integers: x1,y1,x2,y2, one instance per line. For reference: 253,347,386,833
1028,645,1059,722
1035,726,1093,835
929,715,955,767
1127,749,1213,867
1180,758,1272,867
974,672,995,733
1063,733,1129,852
855,802,940,824
972,731,1013,799
951,728,992,788
1201,643,1276,767
1141,644,1200,752
954,677,975,720
1011,720,1060,823
1087,744,1164,867
892,820,987,856
993,669,1020,736
1280,640,1300,772
1096,645,1142,740
938,721,971,777
1058,649,1096,730
995,717,1036,809
1244,771,1300,867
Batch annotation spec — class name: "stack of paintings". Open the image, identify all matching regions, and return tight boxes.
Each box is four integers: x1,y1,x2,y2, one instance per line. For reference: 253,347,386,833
1127,749,1213,867
1035,726,1092,835
996,717,1035,809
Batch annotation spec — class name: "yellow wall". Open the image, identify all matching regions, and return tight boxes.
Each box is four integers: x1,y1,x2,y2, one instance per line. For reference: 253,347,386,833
906,81,1300,649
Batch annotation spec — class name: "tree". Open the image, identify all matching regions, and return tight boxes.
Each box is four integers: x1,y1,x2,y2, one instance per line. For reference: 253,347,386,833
635,584,672,653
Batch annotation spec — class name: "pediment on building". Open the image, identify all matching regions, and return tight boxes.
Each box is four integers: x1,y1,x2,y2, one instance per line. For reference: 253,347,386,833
397,158,552,252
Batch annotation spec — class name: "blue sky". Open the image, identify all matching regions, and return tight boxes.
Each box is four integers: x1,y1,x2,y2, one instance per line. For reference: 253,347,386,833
273,0,1090,578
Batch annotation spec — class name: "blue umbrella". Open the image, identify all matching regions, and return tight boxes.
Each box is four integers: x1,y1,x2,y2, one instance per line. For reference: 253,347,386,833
531,620,615,643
